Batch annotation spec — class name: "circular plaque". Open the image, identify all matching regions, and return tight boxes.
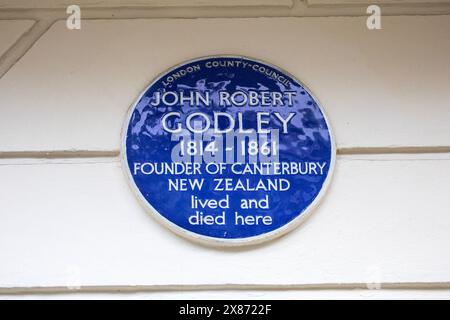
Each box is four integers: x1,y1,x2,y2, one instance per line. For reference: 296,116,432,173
122,56,335,246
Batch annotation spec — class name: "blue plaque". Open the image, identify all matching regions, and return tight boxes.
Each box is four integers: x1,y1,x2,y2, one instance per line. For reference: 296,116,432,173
122,56,335,246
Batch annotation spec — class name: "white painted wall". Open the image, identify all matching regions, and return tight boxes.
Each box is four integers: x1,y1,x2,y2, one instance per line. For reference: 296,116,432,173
0,2,449,299
0,20,33,56
1,17,450,152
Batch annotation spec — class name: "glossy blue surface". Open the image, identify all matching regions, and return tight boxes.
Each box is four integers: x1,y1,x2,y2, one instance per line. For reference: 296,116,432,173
124,56,333,241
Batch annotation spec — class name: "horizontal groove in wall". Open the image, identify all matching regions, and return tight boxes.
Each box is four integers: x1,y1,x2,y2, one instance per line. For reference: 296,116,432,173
338,146,450,155
0,1,294,9
1,5,450,20
1,282,450,295
0,151,120,159
1,147,450,159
